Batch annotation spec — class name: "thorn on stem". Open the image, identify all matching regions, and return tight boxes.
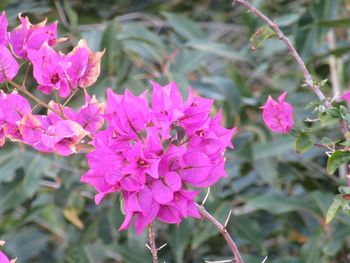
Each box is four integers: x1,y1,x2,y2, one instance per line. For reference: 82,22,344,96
202,187,211,206
157,243,167,251
224,209,233,228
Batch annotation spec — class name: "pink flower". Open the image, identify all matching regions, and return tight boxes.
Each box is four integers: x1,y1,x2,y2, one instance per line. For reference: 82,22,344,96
28,40,102,97
19,111,89,156
40,120,88,156
261,91,294,133
0,12,8,46
0,46,19,83
81,81,236,234
76,92,104,134
0,91,31,143
68,39,104,88
65,42,90,88
27,43,71,97
9,15,60,59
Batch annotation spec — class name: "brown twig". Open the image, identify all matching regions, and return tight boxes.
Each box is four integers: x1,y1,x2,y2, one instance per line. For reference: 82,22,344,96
233,0,348,135
234,1,325,101
7,80,94,141
148,223,159,263
196,203,244,263
7,80,64,118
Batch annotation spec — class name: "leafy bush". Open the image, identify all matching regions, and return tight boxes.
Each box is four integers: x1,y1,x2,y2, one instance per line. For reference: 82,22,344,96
1,0,350,262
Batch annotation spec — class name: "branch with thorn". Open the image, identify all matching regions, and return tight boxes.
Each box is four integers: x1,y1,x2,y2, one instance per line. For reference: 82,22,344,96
196,203,244,263
233,0,349,136
147,223,159,263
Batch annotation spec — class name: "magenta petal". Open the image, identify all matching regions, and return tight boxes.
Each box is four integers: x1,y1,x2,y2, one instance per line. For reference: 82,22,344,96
118,211,133,231
0,12,8,46
95,191,113,205
0,46,19,83
164,172,181,191
0,251,10,263
127,193,143,213
134,203,159,235
179,151,211,184
340,91,350,104
152,180,174,204
157,205,181,224
120,174,143,192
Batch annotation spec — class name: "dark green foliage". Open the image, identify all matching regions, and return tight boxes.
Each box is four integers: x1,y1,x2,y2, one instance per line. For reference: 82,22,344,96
1,0,350,262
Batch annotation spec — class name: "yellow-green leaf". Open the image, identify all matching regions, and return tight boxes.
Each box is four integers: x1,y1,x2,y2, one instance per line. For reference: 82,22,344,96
63,207,84,230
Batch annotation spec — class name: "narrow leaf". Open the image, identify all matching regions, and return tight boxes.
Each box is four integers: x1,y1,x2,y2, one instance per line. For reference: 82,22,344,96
327,151,350,174
294,133,314,153
250,27,277,50
326,198,343,224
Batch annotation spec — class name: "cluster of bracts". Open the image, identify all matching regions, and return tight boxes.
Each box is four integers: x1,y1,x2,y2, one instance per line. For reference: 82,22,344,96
0,13,237,234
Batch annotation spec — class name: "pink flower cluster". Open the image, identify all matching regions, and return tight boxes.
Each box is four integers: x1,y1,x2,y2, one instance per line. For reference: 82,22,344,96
0,12,104,154
81,81,236,234
0,91,104,155
0,12,103,97
261,91,294,133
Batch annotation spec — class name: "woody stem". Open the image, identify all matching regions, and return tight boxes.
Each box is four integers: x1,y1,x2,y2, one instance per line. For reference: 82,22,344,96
196,203,244,263
148,223,158,263
233,0,348,135
7,80,64,118
7,80,94,141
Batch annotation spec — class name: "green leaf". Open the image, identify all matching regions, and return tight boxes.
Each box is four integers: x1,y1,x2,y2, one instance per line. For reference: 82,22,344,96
327,151,350,174
167,221,193,263
300,234,323,263
321,137,334,146
294,133,314,153
185,40,244,61
245,193,320,217
63,0,79,34
339,186,350,194
253,137,294,160
253,157,279,187
326,198,343,224
249,27,277,50
318,18,350,28
162,12,204,40
0,154,22,182
22,155,52,197
100,18,123,76
0,174,29,214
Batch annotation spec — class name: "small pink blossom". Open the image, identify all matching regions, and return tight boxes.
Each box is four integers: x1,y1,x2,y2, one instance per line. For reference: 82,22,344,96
76,92,105,134
40,120,88,156
70,39,104,88
0,91,31,143
261,91,294,133
27,43,71,97
10,15,60,59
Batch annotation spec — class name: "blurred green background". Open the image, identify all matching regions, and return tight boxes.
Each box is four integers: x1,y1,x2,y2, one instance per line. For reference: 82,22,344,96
1,0,350,262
